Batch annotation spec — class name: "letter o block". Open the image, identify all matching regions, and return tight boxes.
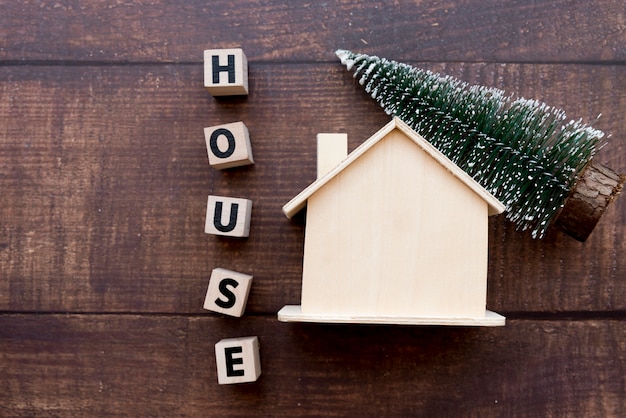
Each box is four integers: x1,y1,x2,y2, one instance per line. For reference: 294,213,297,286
204,122,254,169
204,268,253,317
205,195,253,238
215,336,261,384
204,48,248,96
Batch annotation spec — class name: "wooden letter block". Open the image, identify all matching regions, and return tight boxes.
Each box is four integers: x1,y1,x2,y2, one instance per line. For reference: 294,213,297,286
215,336,261,384
204,121,254,169
203,268,253,317
205,195,253,238
203,48,248,96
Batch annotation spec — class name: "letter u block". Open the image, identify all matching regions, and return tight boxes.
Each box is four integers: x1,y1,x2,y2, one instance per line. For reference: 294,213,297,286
204,268,253,317
205,195,253,238
215,336,261,384
204,48,248,96
204,121,254,169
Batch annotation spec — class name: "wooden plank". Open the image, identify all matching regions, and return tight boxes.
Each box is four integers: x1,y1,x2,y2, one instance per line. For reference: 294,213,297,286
278,305,506,326
0,1,625,64
1,2,623,415
0,314,624,416
0,63,624,314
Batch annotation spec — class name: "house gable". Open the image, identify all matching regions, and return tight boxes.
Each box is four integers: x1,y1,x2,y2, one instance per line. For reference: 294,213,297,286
283,117,505,219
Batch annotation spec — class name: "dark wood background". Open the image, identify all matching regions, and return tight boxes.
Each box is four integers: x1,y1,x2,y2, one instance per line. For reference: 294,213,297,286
1,1,625,416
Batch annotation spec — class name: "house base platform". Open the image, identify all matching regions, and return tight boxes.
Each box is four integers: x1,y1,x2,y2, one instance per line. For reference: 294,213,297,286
277,305,505,327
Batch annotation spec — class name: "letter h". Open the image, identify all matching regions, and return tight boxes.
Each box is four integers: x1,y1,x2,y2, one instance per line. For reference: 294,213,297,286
212,54,235,84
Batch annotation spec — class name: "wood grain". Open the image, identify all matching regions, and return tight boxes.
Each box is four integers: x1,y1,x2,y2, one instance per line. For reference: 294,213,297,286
1,2,625,413
0,314,624,416
1,1,625,64
0,63,625,314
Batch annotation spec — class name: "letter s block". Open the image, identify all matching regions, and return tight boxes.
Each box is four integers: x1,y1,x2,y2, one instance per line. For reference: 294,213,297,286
205,195,253,238
203,48,248,96
204,121,254,169
204,268,253,317
215,336,261,384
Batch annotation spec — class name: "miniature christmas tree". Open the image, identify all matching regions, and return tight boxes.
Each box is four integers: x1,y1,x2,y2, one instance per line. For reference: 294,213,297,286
336,49,623,240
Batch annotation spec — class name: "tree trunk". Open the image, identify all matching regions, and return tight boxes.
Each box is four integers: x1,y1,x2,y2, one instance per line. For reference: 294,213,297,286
553,160,624,241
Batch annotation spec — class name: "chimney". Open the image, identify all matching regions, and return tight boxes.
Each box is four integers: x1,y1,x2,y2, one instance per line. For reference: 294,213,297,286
317,133,348,179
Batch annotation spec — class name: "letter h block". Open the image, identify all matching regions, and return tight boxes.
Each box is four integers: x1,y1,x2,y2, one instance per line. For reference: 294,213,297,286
204,121,254,169
204,268,253,317
215,336,261,384
205,195,253,238
204,48,248,96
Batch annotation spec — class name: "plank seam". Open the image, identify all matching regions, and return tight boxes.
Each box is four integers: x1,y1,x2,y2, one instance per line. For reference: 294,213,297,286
0,311,625,320
1,59,625,67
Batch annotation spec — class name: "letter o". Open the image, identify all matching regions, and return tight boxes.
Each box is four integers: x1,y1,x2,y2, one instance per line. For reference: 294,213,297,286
210,128,236,158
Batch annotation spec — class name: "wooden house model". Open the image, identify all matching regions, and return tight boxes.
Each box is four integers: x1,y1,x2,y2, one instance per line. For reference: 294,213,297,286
278,118,506,326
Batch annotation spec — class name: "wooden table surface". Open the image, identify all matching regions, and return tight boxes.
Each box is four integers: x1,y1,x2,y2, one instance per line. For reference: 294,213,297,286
1,1,625,416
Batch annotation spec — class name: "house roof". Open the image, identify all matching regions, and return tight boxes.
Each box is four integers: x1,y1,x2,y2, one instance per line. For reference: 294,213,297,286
283,117,506,218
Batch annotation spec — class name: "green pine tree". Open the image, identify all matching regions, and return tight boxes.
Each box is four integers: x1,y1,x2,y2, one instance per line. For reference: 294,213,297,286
336,49,605,238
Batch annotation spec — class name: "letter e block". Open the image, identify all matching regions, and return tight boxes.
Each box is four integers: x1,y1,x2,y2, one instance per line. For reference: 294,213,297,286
205,195,253,238
204,48,248,96
215,336,261,384
204,268,253,317
204,121,254,169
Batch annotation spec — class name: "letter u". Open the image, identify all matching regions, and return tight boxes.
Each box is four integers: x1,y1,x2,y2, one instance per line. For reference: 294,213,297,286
214,201,239,232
